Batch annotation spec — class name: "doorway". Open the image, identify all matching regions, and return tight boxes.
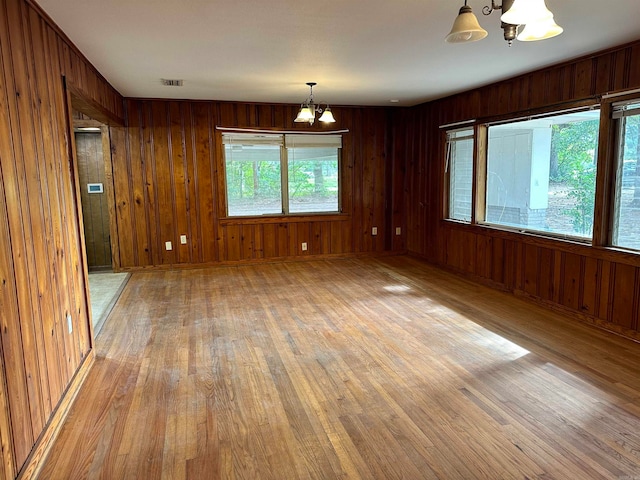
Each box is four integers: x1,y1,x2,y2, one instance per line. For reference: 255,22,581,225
71,109,128,335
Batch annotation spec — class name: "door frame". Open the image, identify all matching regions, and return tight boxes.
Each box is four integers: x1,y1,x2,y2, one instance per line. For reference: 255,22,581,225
64,81,122,272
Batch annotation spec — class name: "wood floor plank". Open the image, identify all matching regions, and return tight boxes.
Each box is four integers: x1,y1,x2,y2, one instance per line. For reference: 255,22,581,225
38,256,640,479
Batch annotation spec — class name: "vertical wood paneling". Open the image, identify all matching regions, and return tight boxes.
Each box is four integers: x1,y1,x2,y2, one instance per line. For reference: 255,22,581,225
598,260,612,322
537,248,554,302
297,223,309,257
194,103,216,263
561,253,582,311
241,225,254,260
331,220,343,255
0,0,124,475
110,125,136,267
595,54,613,94
523,245,539,297
311,221,323,256
277,223,289,256
350,109,365,253
611,264,637,329
490,237,505,285
226,225,240,261
628,45,640,88
151,102,175,265
581,257,599,316
169,102,190,264
254,224,264,259
30,4,74,401
111,100,395,268
127,101,151,265
611,49,629,92
30,9,79,388
503,240,518,291
574,59,594,99
0,114,22,480
287,223,298,256
529,71,547,108
5,0,52,441
262,224,277,258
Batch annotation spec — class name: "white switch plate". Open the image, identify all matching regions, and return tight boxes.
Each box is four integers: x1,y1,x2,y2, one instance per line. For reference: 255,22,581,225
372,227,378,236
180,235,187,244
165,241,173,251
67,314,73,334
396,227,401,235
301,242,308,251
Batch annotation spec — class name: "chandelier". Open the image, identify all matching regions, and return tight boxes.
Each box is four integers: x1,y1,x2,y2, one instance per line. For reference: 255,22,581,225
446,0,563,46
294,83,336,125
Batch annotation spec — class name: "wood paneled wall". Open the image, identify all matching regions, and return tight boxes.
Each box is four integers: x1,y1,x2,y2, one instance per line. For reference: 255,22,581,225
398,40,640,340
0,0,123,477
110,101,404,269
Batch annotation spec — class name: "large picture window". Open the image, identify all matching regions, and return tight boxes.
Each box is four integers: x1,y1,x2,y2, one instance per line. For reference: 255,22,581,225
223,133,341,217
446,127,474,222
611,101,640,250
484,109,600,239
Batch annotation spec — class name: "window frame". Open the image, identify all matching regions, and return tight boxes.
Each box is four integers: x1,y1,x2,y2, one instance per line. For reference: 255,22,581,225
219,131,344,220
608,97,640,252
440,93,640,261
478,105,602,242
444,125,476,224
442,102,609,243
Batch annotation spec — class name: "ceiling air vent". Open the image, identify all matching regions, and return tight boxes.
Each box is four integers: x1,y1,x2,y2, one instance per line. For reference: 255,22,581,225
161,79,183,87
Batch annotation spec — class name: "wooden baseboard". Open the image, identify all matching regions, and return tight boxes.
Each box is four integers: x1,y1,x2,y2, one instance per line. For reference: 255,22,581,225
117,250,407,272
17,350,95,480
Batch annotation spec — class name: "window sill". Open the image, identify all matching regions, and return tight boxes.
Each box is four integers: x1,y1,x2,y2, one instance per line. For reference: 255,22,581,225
220,213,351,225
477,222,592,244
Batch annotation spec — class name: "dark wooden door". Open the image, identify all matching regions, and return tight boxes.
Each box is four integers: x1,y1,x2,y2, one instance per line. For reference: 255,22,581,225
75,132,112,269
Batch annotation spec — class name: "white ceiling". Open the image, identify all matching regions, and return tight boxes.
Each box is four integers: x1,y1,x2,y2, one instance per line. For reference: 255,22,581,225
37,0,640,107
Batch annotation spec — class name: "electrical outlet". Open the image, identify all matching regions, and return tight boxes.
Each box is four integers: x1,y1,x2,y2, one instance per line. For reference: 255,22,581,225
165,241,173,251
180,235,187,244
67,314,73,334
372,227,378,236
301,242,308,251
396,227,401,235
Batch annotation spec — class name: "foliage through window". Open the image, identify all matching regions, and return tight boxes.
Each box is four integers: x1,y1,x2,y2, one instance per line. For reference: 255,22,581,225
223,133,341,217
611,101,640,250
484,109,600,239
446,127,474,222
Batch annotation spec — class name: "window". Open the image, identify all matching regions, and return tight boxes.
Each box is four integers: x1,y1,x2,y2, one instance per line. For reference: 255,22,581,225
484,109,600,239
611,101,640,250
446,127,474,222
223,133,341,217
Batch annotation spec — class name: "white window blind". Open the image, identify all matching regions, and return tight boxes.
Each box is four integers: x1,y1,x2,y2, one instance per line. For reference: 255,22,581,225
284,134,342,149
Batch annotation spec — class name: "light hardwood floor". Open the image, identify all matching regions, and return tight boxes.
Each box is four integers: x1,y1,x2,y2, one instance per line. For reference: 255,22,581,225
38,256,640,479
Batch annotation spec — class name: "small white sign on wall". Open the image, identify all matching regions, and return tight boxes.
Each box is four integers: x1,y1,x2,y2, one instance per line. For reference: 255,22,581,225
87,183,104,194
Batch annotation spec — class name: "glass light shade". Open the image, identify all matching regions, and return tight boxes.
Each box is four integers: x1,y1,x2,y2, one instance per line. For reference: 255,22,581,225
501,0,553,25
294,106,314,123
445,5,488,44
318,107,336,123
517,16,563,41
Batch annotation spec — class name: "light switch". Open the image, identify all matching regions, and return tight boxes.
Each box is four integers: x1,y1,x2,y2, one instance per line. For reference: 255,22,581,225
165,241,173,251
